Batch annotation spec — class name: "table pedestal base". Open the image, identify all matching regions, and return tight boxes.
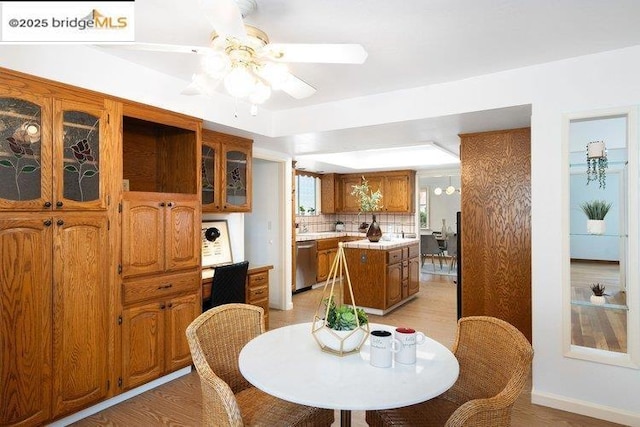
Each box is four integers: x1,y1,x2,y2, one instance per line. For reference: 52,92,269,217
340,409,351,427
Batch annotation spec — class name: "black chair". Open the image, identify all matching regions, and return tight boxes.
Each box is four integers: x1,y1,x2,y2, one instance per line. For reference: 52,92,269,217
203,261,249,311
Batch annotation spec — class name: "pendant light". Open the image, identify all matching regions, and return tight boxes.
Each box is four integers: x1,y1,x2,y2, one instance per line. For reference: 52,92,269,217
445,176,456,195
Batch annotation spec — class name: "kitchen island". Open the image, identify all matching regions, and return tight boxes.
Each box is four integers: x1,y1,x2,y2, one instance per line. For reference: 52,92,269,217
342,238,420,315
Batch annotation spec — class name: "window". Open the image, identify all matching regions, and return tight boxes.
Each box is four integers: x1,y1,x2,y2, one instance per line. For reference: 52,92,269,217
419,187,429,229
296,173,320,215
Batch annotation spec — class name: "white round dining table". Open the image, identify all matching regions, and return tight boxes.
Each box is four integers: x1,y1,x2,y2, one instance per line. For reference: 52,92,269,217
239,322,459,427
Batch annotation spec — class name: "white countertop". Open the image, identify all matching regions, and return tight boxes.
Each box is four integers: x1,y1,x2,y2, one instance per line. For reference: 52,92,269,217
342,237,419,250
295,231,364,242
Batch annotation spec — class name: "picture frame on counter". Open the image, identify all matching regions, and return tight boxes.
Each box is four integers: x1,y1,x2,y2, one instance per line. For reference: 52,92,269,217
201,220,233,267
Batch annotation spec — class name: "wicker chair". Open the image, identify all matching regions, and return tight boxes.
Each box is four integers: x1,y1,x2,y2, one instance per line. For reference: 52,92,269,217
366,316,533,427
186,303,334,426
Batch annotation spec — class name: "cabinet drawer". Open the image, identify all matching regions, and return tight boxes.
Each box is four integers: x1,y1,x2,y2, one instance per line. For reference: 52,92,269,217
248,271,269,287
123,271,200,305
317,238,339,251
387,249,403,264
248,285,269,304
408,243,419,259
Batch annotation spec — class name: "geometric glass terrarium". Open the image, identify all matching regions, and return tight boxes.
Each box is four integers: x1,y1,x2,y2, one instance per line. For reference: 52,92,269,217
311,242,369,356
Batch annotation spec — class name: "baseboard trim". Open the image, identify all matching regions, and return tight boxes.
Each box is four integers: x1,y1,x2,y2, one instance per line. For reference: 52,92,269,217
48,367,192,427
531,388,640,426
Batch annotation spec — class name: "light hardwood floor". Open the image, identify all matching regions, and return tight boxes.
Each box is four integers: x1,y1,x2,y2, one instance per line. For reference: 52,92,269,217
72,272,623,427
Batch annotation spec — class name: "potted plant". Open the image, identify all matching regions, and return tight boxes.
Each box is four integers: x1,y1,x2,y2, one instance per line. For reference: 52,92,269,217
312,296,369,355
590,283,608,305
298,205,306,215
579,200,612,235
307,207,316,215
335,220,345,231
350,177,384,241
586,140,608,189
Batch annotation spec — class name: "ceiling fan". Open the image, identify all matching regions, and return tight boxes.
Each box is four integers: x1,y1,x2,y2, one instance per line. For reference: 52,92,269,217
119,0,368,105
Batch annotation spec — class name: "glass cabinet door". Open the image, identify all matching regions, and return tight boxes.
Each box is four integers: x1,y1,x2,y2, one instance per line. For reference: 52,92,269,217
222,142,252,211
201,141,221,211
53,99,107,210
0,95,53,210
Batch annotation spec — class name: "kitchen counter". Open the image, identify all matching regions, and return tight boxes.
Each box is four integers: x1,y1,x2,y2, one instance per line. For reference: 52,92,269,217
295,231,364,242
342,237,419,250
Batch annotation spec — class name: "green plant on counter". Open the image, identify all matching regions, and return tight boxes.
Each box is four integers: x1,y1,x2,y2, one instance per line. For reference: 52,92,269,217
298,205,306,215
324,297,368,331
590,283,608,296
579,200,612,220
350,176,383,213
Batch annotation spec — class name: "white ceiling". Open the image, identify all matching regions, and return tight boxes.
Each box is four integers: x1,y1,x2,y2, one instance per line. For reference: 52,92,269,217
98,0,640,173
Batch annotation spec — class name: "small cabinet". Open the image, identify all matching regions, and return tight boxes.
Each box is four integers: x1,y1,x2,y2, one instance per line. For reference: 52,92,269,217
246,266,272,329
0,91,112,211
316,238,339,283
121,274,200,390
201,129,253,212
122,192,199,278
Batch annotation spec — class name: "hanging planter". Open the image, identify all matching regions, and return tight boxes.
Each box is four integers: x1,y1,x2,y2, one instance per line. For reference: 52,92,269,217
586,140,608,189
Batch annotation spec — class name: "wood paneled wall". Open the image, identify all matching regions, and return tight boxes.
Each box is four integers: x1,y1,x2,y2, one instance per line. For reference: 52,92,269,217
459,127,532,342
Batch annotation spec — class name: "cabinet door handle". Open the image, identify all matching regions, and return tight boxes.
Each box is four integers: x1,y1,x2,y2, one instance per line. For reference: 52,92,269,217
160,202,165,207
167,202,173,207
160,303,166,309
167,303,173,308
56,201,63,208
254,290,264,295
56,219,64,226
44,201,52,208
157,283,173,290
43,219,52,226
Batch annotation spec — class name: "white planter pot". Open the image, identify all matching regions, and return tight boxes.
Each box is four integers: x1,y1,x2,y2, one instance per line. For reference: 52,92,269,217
590,295,606,305
587,219,606,235
587,141,606,158
312,320,368,355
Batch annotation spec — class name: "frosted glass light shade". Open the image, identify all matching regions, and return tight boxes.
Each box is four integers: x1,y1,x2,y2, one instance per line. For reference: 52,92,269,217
224,66,256,98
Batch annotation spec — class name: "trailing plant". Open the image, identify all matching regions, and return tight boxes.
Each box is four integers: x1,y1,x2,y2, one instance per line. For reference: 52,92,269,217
324,297,368,331
579,200,612,220
586,141,608,189
590,283,607,297
350,176,383,213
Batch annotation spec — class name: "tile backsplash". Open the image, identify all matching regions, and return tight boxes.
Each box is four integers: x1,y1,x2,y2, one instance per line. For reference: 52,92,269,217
295,212,415,235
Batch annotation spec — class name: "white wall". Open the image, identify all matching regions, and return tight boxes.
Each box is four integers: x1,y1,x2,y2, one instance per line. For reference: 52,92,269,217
4,43,640,425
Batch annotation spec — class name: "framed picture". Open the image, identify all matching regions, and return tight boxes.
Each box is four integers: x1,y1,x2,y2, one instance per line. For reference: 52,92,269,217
201,220,233,267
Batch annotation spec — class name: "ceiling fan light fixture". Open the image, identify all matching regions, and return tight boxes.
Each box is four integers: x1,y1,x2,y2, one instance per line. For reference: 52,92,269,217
201,52,230,78
249,80,271,104
434,187,443,196
258,61,289,90
224,64,256,98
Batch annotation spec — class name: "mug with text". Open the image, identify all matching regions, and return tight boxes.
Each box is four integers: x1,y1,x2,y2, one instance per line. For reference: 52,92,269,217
369,330,401,368
394,327,426,364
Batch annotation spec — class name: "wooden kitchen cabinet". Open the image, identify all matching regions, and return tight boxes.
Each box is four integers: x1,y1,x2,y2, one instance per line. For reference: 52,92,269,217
246,266,272,329
335,170,415,213
0,213,112,423
121,282,200,390
316,238,339,283
320,173,339,214
201,129,253,212
344,241,420,313
0,85,113,212
121,192,200,278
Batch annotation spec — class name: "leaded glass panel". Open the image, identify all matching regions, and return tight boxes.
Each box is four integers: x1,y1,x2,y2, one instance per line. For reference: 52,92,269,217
62,110,100,202
0,98,42,201
225,149,247,206
202,145,215,204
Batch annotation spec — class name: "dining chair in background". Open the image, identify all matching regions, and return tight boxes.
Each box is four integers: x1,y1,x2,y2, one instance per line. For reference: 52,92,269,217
203,260,249,311
366,316,534,427
186,303,334,427
420,234,444,270
445,234,458,272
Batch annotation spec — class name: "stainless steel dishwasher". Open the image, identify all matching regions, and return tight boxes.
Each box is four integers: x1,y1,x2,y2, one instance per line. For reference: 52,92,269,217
295,240,317,291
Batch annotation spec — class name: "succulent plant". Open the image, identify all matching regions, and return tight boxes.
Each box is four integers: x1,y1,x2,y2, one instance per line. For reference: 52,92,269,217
323,297,368,331
590,283,607,297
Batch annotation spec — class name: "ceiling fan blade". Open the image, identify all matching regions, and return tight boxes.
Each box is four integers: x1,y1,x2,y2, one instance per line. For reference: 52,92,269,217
278,73,317,99
98,42,216,55
199,0,247,40
264,43,368,64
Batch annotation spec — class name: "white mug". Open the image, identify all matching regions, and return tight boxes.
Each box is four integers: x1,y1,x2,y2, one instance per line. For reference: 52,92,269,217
394,327,426,364
369,330,401,368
